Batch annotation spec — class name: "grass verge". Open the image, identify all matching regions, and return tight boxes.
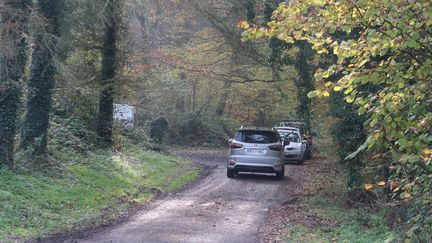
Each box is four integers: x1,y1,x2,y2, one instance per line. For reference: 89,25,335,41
0,147,200,241
281,139,396,242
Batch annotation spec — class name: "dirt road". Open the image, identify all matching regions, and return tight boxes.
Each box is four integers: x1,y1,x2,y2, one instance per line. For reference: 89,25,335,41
70,149,303,243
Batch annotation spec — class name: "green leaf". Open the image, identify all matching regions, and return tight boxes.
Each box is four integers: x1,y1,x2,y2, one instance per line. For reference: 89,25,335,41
346,96,355,103
334,86,342,92
315,73,324,81
358,106,366,115
346,137,373,160
307,90,320,98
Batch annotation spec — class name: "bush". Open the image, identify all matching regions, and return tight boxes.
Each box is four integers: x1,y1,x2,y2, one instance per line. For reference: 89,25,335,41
49,116,98,152
124,127,152,148
150,117,169,144
167,116,235,147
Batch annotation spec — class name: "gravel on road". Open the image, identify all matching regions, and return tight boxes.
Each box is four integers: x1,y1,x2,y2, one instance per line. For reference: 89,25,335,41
67,149,303,243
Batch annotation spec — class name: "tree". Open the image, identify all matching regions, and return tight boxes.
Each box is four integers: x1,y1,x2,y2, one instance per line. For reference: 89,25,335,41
293,40,314,132
329,90,366,189
264,1,315,132
243,0,432,239
96,0,120,147
20,0,64,157
0,0,31,167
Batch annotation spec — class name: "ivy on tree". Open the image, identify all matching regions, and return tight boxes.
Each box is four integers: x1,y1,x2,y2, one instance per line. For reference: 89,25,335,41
96,0,120,147
0,0,31,168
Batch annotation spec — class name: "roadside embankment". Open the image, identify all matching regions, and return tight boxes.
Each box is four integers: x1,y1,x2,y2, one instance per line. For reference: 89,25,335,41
259,138,396,242
0,147,200,242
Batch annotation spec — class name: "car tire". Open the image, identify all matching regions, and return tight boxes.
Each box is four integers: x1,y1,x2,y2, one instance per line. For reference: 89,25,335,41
227,169,236,178
305,149,312,160
275,168,285,180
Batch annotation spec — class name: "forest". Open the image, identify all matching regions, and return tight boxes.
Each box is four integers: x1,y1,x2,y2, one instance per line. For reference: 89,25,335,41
0,0,431,242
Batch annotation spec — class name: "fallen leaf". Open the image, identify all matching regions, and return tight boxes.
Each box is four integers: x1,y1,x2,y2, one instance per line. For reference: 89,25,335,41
377,181,386,186
364,184,374,190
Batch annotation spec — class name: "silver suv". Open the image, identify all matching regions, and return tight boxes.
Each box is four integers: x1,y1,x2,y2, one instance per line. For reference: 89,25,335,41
227,127,285,179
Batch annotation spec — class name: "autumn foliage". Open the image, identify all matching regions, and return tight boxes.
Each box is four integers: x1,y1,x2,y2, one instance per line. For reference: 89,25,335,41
242,0,431,240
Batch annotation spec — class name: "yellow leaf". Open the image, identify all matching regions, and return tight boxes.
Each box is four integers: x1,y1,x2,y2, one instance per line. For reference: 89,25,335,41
322,91,330,97
423,149,431,156
364,184,374,190
333,45,339,55
377,181,386,186
237,21,250,29
317,48,328,54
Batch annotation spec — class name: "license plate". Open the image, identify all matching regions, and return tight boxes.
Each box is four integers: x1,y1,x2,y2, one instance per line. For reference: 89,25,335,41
245,149,265,155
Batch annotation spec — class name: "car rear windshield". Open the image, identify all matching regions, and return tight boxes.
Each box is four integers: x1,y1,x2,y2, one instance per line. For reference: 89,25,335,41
235,130,279,144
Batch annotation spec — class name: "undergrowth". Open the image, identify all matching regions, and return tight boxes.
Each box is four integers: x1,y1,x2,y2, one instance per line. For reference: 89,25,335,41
283,138,396,242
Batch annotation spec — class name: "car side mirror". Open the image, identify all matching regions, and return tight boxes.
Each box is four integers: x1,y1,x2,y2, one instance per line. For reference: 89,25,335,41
228,138,233,144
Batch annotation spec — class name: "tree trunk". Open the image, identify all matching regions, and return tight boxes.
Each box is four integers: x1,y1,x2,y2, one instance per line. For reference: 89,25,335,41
21,0,62,156
0,0,31,168
215,80,231,116
96,0,119,147
294,40,315,133
244,0,256,23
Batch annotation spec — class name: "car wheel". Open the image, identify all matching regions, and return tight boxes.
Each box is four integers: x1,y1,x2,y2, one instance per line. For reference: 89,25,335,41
305,149,312,160
227,169,236,178
275,168,285,180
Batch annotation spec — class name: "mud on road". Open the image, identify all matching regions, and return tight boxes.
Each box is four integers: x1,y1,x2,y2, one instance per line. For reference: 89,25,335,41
69,149,304,243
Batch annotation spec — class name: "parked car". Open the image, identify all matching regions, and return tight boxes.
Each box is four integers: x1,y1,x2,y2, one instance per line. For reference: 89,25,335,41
276,120,314,160
276,120,313,144
275,127,306,164
284,131,307,164
227,126,285,179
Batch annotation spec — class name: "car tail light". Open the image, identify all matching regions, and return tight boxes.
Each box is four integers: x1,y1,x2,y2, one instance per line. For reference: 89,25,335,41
269,144,282,151
229,142,243,149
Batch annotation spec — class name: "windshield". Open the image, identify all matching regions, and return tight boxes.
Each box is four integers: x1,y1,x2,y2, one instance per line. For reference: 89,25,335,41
277,129,297,137
235,130,279,144
284,132,300,143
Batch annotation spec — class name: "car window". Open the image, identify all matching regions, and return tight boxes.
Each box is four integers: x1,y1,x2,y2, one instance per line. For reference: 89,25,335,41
284,132,300,143
235,130,279,144
278,131,288,138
